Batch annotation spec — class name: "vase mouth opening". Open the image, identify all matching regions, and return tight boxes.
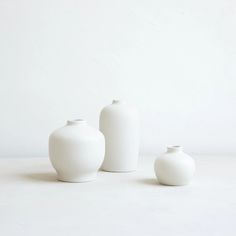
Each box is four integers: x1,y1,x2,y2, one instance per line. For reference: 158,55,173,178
167,145,183,152
112,99,126,104
67,119,86,125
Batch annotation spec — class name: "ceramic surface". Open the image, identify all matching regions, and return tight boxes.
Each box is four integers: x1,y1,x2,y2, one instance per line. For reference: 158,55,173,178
154,146,195,186
99,100,140,172
49,119,105,182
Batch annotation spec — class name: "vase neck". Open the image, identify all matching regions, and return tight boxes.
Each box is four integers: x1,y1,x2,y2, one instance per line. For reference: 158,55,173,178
167,145,183,153
112,99,126,105
67,119,87,126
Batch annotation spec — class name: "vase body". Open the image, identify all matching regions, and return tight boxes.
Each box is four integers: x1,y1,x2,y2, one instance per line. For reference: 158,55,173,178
99,100,140,172
154,146,195,186
49,119,105,182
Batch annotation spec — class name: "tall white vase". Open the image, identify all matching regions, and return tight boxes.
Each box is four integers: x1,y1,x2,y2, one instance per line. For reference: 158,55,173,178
154,146,195,186
99,100,140,172
49,119,105,182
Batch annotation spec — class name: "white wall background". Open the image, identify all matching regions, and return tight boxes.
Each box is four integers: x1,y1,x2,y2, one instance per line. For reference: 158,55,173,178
0,0,235,157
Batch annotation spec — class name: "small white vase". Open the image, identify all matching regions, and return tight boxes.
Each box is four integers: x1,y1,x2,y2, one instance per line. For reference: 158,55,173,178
99,100,140,172
49,119,105,182
154,146,195,186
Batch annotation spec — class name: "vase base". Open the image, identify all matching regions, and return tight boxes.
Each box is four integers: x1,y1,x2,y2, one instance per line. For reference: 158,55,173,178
158,180,190,186
102,168,136,173
57,174,97,183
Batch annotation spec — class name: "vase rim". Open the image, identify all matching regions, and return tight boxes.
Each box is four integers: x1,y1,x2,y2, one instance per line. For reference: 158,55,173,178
112,99,126,104
67,119,86,125
167,145,183,151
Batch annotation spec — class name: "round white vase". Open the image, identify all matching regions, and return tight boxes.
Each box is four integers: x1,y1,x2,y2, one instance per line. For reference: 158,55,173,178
154,146,195,186
49,119,105,182
99,100,140,172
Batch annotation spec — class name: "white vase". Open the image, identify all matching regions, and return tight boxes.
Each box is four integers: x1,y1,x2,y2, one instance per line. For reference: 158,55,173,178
154,146,195,186
49,119,105,182
99,100,140,172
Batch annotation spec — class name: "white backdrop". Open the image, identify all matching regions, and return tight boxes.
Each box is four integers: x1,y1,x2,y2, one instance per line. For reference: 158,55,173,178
0,0,235,157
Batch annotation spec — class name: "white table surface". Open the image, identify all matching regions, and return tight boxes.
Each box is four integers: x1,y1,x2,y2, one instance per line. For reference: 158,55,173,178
0,155,236,236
